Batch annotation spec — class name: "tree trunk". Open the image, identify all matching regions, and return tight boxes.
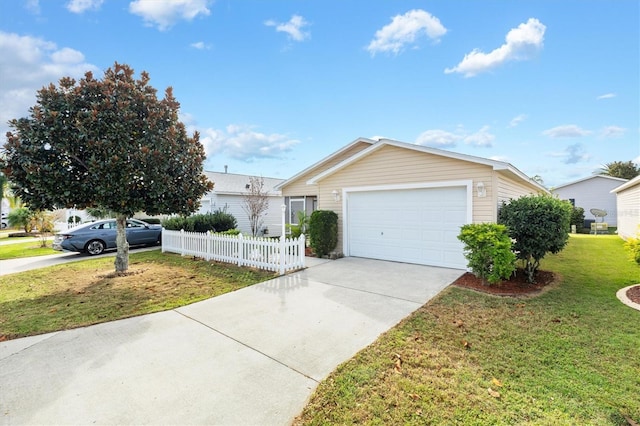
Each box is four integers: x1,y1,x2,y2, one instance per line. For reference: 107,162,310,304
115,214,129,273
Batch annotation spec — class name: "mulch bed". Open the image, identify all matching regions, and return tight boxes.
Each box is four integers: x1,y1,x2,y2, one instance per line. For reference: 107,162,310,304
451,268,556,297
627,285,640,305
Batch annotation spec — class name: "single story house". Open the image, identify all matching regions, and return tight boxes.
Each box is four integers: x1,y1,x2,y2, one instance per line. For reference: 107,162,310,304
276,137,547,269
610,175,640,240
198,171,285,237
552,175,628,226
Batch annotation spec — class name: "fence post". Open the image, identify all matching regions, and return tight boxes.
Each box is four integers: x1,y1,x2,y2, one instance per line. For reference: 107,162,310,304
279,235,285,275
300,234,306,268
180,229,185,256
161,228,165,253
238,233,244,267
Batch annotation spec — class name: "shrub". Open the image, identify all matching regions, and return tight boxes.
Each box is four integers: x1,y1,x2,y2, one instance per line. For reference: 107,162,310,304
624,238,640,265
309,210,338,257
162,216,188,231
624,227,640,265
570,206,585,232
208,209,237,232
458,223,516,285
498,194,572,283
7,207,33,232
287,211,309,239
162,211,238,233
67,215,82,224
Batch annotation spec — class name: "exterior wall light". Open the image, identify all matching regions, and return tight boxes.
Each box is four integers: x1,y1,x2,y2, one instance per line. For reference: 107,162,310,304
332,190,340,202
477,182,487,198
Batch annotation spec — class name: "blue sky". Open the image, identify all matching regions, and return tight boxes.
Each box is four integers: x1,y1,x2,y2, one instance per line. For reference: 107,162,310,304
1,0,638,188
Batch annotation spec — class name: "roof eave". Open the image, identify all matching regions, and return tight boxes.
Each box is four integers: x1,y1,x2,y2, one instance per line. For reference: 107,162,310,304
275,137,376,190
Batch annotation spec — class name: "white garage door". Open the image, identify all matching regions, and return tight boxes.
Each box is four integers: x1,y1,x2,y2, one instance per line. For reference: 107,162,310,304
347,187,468,269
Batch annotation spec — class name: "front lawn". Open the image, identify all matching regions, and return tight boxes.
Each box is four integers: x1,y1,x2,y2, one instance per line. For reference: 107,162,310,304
295,235,640,425
0,250,276,340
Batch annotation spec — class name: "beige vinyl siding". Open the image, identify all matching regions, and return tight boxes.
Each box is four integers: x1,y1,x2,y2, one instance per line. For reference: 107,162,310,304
497,174,541,204
316,145,495,253
281,141,372,196
615,182,640,240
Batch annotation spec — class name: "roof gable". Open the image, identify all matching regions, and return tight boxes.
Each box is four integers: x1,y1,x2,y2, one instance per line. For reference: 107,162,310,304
274,137,375,190
305,138,546,192
553,174,628,191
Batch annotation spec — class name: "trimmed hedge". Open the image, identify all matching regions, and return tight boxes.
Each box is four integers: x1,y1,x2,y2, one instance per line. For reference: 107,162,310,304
162,211,237,233
309,210,338,257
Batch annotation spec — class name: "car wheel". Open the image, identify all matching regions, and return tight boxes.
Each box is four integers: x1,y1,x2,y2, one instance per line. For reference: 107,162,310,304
85,240,105,255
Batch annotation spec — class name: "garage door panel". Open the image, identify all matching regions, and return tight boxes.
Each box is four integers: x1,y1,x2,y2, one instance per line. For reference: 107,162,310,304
347,187,467,269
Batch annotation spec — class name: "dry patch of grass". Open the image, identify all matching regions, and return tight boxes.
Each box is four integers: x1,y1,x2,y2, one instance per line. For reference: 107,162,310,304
0,251,275,340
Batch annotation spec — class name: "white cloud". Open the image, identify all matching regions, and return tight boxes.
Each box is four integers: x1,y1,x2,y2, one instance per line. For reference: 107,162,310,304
199,124,300,161
542,124,592,138
367,9,447,56
464,125,495,147
129,0,211,31
0,31,98,137
633,155,640,165
600,125,626,138
265,15,310,42
445,18,545,77
597,93,616,100
509,114,527,127
190,41,211,50
66,0,104,13
415,129,461,148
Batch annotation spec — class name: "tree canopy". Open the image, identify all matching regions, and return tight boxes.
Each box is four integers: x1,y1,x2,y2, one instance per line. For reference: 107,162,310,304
498,194,572,283
599,160,639,180
1,62,213,271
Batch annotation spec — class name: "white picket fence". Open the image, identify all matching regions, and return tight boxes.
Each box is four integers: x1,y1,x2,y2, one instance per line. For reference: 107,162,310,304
161,229,306,275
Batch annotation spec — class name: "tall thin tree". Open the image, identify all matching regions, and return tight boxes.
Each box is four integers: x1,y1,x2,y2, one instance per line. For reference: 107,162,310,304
242,176,270,237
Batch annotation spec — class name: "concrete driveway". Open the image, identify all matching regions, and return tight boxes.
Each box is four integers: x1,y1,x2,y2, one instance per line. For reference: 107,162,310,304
0,257,464,425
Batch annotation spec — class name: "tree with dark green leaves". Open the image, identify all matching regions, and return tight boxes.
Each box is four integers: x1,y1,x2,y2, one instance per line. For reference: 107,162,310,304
498,194,572,283
1,62,213,272
599,160,639,180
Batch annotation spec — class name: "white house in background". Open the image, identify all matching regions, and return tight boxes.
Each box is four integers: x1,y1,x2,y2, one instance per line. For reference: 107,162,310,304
552,175,628,226
198,171,285,237
611,175,640,240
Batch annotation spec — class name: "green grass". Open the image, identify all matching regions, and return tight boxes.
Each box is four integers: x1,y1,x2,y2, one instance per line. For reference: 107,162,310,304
0,250,276,339
295,235,640,425
0,239,58,259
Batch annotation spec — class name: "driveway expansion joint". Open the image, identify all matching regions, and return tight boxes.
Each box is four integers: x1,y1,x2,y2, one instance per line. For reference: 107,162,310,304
173,309,319,384
311,279,426,306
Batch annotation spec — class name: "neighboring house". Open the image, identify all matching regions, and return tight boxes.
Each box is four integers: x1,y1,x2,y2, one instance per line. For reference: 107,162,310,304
198,171,285,237
552,175,628,226
276,137,546,269
610,175,640,240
